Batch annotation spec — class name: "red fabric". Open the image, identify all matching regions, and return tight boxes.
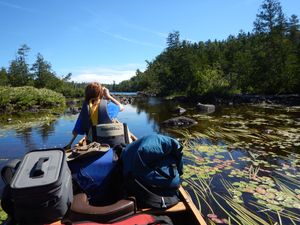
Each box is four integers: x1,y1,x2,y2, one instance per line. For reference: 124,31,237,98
48,214,157,225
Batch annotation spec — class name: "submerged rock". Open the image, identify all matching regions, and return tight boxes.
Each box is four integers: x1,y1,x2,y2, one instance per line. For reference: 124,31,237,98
65,107,81,115
162,116,197,127
197,103,215,113
173,106,186,115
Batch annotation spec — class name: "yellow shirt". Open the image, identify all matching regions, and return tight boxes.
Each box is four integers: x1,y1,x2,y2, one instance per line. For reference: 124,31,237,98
89,99,100,126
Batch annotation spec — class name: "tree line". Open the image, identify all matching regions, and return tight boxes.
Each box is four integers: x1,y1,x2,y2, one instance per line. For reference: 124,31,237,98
116,0,300,98
0,44,85,98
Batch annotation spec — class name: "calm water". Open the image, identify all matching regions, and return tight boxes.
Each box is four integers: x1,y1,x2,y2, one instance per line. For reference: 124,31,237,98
1,97,300,223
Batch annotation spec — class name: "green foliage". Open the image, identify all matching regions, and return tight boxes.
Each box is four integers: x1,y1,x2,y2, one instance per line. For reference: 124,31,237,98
7,44,33,87
0,205,7,224
0,86,65,112
253,0,286,34
31,53,54,88
59,82,85,98
30,54,85,98
0,67,8,86
188,66,229,96
115,0,300,96
1,45,85,99
166,31,181,49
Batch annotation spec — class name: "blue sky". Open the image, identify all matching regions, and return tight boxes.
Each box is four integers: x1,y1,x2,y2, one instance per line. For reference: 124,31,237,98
0,0,299,84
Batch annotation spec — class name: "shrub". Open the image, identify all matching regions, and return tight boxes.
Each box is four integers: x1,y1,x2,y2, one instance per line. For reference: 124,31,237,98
188,67,230,97
0,86,65,112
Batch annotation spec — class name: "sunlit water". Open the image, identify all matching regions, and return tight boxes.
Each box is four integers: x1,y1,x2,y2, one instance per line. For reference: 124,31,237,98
1,97,300,224
0,98,162,192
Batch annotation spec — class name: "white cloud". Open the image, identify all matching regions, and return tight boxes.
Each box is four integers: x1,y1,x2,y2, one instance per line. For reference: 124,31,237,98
95,27,162,48
120,20,167,38
0,0,37,13
83,8,164,48
71,65,144,84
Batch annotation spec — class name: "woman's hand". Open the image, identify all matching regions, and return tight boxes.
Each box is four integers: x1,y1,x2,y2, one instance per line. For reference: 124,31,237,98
102,87,111,100
119,104,125,111
103,87,124,112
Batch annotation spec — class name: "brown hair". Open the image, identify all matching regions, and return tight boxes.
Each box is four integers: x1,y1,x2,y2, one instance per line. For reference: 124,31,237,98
85,82,103,102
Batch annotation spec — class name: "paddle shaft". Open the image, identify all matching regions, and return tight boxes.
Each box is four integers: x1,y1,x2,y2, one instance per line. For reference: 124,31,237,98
64,134,77,151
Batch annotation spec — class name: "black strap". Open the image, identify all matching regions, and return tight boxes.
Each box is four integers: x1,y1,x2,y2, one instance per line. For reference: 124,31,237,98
1,159,21,185
136,152,178,181
147,216,174,225
133,178,179,208
91,126,97,142
123,123,129,144
154,165,176,179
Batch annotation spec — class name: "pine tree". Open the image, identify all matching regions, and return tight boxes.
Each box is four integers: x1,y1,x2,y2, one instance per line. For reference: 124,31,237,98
8,44,32,86
166,31,180,49
253,0,286,34
0,67,8,86
31,53,53,88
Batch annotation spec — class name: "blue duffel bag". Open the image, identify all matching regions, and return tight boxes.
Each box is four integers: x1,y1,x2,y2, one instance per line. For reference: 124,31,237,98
68,148,120,205
121,134,183,209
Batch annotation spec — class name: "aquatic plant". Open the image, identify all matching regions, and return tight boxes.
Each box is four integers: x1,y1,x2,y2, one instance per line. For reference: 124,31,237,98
0,204,7,223
181,122,300,224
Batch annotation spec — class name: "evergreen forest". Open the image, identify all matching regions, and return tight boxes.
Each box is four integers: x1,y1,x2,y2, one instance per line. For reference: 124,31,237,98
115,0,300,98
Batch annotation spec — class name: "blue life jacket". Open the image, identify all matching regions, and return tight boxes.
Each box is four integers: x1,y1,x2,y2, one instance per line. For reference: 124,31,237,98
73,99,119,136
81,99,113,135
79,100,128,147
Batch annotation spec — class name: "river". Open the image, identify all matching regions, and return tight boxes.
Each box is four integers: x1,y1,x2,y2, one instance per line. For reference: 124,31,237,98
1,97,300,224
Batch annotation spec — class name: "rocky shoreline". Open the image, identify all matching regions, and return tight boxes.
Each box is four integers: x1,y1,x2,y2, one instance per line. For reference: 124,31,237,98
171,94,300,106
214,94,300,106
2,93,299,117
65,94,138,115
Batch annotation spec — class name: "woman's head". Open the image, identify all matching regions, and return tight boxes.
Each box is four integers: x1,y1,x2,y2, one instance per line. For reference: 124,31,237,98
85,82,103,102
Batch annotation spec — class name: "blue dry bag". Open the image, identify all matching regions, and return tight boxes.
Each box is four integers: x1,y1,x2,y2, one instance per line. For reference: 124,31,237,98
121,134,183,208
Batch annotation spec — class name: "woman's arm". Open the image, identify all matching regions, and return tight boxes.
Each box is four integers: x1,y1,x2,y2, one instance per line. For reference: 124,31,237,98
103,87,124,111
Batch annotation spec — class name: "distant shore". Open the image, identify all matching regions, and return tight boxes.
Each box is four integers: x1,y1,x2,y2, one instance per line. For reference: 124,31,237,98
170,94,300,106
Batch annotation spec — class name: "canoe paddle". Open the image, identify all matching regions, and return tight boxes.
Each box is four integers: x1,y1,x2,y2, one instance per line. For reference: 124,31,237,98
63,135,77,151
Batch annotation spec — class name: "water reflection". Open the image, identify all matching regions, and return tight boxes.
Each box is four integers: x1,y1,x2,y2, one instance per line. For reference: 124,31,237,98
131,97,183,134
37,121,57,143
1,100,299,159
16,127,36,150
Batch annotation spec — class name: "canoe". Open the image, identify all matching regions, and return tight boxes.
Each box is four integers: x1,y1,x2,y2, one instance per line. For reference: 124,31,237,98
65,134,207,225
139,185,207,225
66,184,207,225
2,130,207,225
